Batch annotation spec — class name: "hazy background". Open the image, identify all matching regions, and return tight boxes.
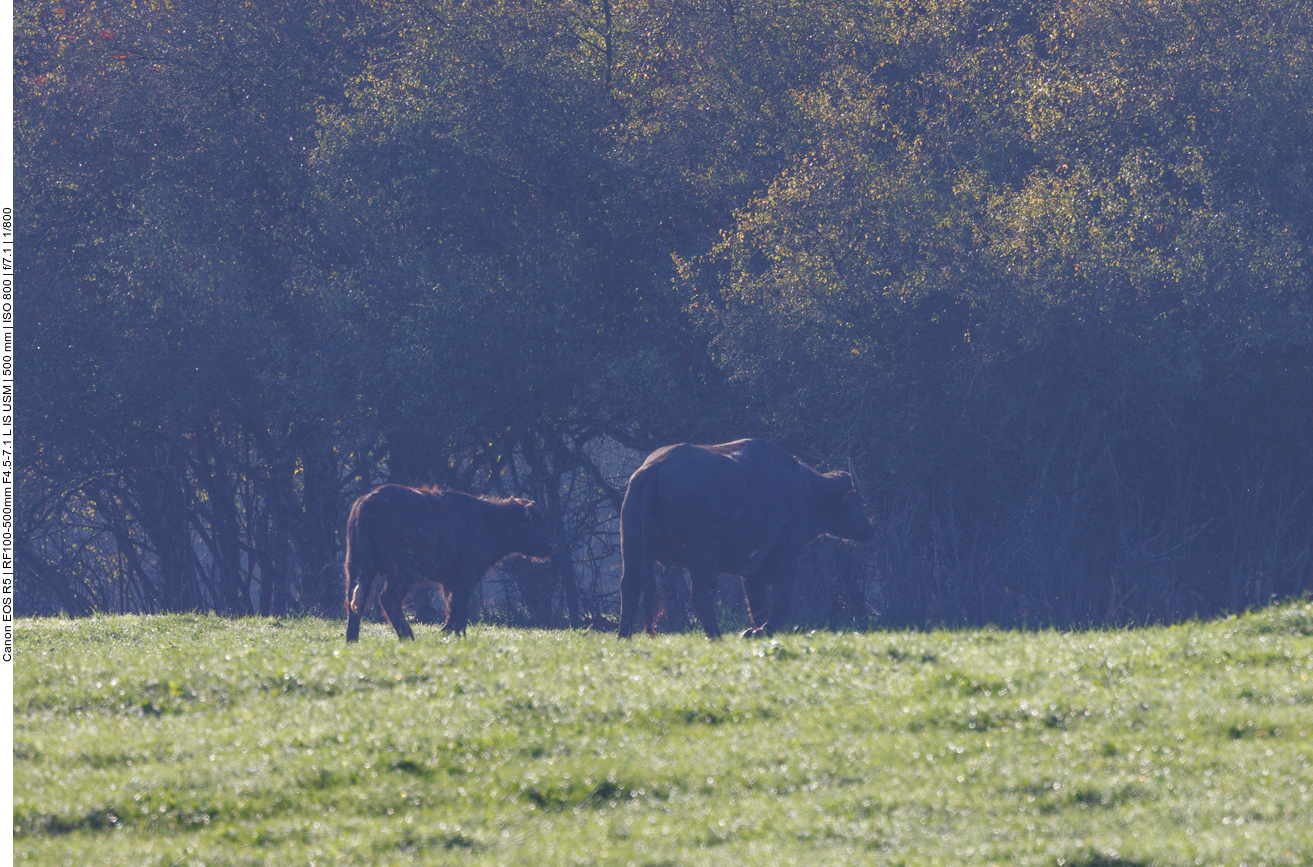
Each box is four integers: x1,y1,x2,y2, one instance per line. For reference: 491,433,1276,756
16,0,1313,627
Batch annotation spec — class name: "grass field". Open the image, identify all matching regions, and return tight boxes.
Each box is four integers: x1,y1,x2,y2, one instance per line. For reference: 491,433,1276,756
13,603,1313,866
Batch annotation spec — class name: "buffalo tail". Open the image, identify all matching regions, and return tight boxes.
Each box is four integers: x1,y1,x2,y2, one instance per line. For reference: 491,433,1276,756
344,498,372,615
620,463,663,634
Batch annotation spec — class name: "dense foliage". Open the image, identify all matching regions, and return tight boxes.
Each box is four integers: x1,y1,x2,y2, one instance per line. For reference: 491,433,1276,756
13,606,1313,864
17,0,1313,625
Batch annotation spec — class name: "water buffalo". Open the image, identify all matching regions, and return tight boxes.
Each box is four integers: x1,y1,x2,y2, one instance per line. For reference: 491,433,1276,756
344,484,552,642
617,438,874,639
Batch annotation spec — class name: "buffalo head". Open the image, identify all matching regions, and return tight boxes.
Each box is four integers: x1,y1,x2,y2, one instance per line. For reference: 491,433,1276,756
509,499,555,560
819,471,875,542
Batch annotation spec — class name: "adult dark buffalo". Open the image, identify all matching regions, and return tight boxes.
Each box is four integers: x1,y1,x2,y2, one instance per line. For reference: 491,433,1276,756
617,438,874,639
344,484,553,642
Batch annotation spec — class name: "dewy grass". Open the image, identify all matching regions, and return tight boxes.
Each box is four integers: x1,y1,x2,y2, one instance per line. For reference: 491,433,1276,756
13,603,1313,866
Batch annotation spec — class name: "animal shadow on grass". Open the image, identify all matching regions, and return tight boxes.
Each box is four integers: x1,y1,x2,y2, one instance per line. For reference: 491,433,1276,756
1058,851,1150,867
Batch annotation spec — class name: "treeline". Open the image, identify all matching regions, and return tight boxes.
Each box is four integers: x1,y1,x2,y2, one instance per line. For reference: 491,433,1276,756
17,0,1313,627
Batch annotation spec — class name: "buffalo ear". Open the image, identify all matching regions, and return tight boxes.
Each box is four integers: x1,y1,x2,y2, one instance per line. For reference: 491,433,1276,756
842,488,860,504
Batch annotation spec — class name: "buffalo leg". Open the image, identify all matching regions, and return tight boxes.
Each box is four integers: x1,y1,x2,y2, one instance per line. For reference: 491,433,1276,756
443,581,475,636
688,568,722,640
756,563,799,636
379,581,415,641
741,575,771,638
345,575,368,642
345,575,384,643
617,562,646,638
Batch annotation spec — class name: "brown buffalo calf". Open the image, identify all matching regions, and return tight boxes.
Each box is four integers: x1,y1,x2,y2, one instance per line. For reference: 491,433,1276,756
344,484,552,642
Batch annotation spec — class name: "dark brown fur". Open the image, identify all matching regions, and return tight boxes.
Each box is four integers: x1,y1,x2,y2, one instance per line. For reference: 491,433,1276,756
617,439,874,640
344,484,552,642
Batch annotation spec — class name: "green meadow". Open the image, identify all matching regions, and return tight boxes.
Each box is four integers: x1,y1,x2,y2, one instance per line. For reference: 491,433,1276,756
13,604,1313,866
